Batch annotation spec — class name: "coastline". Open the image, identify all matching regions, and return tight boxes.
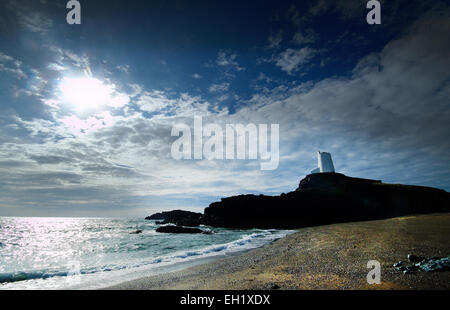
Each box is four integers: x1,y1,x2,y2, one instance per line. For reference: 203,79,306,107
105,213,450,290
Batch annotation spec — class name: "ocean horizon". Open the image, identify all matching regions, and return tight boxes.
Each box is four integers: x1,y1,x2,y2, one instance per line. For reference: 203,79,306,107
0,216,292,290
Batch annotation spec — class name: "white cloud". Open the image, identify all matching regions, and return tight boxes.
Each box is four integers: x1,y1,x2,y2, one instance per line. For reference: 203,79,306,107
216,50,245,71
47,63,66,72
18,11,53,33
108,92,130,109
64,50,90,68
47,46,90,69
216,94,229,102
0,64,27,80
0,52,27,79
5,0,53,34
257,72,273,83
116,65,130,73
292,29,317,45
128,84,143,98
136,90,176,113
275,47,316,75
209,83,230,93
268,31,283,49
59,112,116,135
0,52,15,63
1,6,449,217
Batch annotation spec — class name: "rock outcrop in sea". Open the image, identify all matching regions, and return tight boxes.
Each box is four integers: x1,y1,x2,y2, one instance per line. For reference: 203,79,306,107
147,173,450,229
155,225,205,234
146,210,202,227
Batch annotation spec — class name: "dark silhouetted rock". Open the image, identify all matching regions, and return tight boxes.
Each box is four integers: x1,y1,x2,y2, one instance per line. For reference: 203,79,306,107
175,216,201,227
130,230,143,234
408,254,425,263
393,261,405,268
416,256,450,272
394,255,450,274
296,173,382,192
393,261,406,271
146,210,203,227
156,225,204,234
271,284,280,290
146,213,165,220
202,173,449,229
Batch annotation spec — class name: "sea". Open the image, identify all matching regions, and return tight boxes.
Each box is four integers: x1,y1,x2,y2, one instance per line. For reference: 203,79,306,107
0,217,293,290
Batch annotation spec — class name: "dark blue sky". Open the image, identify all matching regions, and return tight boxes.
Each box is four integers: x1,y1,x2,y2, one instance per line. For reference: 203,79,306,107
0,0,449,217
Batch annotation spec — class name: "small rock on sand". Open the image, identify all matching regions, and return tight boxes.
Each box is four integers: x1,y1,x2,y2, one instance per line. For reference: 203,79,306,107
407,254,424,263
271,284,280,290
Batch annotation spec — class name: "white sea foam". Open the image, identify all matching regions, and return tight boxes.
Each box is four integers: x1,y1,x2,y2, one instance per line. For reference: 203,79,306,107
0,217,293,290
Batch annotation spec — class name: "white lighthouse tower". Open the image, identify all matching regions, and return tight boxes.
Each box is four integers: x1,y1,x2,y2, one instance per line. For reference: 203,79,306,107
311,151,335,174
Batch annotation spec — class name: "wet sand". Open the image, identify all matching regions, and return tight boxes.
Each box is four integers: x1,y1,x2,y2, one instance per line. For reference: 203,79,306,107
106,213,450,290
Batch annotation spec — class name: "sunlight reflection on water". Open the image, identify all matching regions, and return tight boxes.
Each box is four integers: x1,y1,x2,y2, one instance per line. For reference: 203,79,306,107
0,217,292,290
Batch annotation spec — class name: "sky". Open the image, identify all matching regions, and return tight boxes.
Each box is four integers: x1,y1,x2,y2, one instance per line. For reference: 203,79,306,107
0,0,449,217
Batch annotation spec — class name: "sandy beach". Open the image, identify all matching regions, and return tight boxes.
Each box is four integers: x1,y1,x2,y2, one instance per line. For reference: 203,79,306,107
106,213,450,290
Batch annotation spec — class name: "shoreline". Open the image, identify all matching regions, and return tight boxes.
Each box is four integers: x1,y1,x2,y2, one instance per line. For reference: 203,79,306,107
105,213,450,290
94,231,292,290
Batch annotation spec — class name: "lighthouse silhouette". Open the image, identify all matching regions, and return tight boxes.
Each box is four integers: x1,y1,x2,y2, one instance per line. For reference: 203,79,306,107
311,151,335,174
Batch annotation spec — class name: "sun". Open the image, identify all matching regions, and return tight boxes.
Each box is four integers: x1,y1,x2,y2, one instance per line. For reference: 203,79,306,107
59,77,115,111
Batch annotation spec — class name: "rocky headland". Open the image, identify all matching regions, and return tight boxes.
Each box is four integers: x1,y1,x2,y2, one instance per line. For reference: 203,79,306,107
147,173,450,230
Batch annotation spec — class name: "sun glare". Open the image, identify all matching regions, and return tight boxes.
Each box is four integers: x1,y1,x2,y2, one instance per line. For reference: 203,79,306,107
59,77,114,111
